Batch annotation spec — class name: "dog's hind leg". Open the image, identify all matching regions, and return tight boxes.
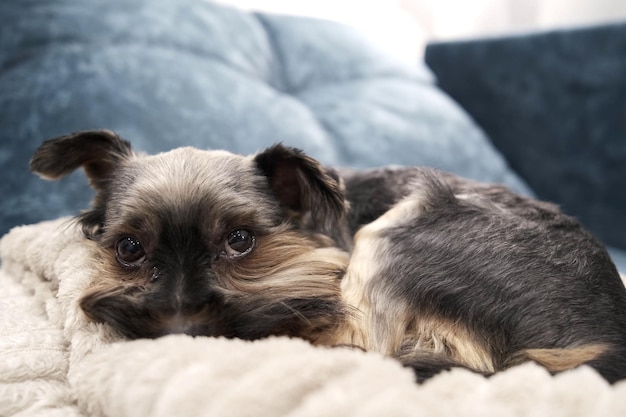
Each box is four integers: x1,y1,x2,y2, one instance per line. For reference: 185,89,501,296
397,349,491,382
506,344,626,384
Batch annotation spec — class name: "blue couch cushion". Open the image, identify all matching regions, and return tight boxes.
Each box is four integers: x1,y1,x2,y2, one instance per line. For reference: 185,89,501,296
425,23,626,251
0,0,531,236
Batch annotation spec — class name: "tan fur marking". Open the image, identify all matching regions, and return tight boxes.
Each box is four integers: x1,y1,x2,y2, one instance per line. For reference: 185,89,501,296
511,344,609,372
225,228,350,344
403,316,495,373
332,196,429,353
216,224,349,345
220,228,349,302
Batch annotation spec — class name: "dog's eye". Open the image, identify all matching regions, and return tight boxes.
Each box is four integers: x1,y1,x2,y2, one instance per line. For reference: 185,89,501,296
224,229,255,257
115,237,146,267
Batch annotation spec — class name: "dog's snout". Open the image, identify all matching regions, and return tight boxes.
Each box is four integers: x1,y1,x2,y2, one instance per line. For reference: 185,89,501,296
177,294,210,316
161,311,211,337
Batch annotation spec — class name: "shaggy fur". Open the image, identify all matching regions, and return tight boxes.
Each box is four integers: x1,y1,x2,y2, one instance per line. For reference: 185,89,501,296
339,168,626,382
30,130,626,383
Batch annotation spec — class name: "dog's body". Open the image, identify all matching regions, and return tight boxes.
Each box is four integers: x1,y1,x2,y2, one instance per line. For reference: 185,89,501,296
338,168,626,381
30,131,626,382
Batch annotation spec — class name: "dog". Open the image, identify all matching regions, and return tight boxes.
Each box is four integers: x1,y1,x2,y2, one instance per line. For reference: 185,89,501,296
30,130,626,383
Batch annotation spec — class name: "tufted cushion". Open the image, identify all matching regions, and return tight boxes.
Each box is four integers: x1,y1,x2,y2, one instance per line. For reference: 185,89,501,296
0,0,531,236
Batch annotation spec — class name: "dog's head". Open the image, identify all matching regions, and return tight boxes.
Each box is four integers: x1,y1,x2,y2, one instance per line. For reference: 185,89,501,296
30,130,350,341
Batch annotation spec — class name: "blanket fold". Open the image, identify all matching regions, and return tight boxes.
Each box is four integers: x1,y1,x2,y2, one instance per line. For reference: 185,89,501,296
1,219,625,417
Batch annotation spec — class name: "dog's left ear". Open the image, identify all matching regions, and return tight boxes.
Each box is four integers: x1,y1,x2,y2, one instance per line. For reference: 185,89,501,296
30,130,135,238
29,129,134,190
254,144,348,234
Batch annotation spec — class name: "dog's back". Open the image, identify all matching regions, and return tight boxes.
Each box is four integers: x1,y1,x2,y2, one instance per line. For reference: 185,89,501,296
340,167,626,382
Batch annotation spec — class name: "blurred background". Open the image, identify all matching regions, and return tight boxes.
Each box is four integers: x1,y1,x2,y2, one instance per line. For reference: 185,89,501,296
219,0,626,64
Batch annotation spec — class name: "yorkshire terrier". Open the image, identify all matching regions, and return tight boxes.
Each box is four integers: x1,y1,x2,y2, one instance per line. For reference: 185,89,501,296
30,130,626,383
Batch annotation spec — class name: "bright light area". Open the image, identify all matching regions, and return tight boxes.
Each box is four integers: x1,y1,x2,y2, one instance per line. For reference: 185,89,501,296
214,0,425,66
216,0,626,63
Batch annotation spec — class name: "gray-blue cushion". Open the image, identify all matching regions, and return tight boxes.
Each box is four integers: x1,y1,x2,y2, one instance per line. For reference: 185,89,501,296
0,0,531,237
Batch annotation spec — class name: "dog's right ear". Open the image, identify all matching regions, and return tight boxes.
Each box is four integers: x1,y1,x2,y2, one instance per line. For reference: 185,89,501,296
254,144,348,235
30,130,134,190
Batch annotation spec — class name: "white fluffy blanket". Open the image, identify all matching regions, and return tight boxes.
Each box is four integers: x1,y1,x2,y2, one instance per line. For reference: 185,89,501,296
1,219,626,417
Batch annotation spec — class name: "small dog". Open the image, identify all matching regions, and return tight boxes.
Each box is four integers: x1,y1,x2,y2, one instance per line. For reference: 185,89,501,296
30,130,626,383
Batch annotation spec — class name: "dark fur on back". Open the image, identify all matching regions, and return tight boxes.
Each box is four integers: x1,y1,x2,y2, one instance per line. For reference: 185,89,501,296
341,167,626,382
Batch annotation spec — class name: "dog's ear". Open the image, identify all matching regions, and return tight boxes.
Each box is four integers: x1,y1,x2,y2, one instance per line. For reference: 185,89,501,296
30,130,134,190
254,144,348,235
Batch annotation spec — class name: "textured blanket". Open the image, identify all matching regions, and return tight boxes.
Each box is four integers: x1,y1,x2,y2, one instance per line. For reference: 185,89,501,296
1,219,625,416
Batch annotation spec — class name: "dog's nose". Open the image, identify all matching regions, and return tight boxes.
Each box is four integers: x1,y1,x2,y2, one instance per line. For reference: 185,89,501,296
163,314,191,335
161,311,212,337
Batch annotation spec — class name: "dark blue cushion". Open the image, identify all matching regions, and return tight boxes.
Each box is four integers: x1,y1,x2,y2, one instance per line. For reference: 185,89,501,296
425,23,626,252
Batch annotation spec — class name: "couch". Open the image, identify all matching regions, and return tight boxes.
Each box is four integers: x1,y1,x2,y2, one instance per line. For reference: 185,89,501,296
1,1,625,415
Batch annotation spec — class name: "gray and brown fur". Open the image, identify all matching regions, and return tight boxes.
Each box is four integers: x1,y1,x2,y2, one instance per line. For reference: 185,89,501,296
30,131,626,383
